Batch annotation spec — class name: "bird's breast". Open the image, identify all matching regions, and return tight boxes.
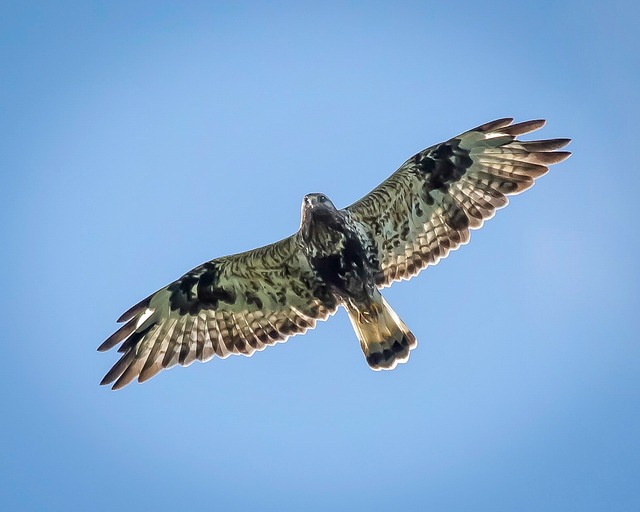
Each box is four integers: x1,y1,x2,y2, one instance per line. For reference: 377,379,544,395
306,222,377,299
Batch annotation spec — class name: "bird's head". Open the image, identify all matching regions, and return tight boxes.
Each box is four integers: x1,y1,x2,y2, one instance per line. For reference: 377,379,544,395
300,193,341,238
302,193,336,211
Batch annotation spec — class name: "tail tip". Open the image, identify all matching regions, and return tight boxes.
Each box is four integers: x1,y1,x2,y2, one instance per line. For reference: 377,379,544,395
366,332,417,371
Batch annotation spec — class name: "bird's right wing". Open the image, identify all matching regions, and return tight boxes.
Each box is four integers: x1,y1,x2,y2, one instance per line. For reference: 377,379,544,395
98,234,338,389
346,118,571,287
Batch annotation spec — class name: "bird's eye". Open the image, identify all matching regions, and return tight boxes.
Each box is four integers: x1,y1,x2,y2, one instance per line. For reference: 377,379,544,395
318,195,327,203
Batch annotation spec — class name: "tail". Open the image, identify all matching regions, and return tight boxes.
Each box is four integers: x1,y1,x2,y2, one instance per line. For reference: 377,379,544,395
345,291,417,370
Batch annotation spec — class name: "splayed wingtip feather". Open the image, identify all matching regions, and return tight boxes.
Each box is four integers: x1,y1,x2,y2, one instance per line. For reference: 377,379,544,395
500,119,546,136
474,117,514,132
97,317,137,352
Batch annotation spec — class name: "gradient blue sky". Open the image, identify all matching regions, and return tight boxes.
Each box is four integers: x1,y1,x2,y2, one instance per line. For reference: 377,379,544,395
2,2,638,511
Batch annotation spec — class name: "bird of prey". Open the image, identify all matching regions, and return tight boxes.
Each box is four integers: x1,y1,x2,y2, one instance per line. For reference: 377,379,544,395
99,118,570,389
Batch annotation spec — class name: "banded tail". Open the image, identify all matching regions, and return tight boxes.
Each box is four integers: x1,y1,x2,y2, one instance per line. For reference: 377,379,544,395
345,290,417,370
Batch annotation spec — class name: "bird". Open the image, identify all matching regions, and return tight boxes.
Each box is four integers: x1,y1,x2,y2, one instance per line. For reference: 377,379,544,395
99,118,571,390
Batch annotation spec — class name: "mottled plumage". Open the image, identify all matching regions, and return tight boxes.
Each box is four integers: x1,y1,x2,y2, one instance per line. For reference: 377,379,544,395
99,118,570,389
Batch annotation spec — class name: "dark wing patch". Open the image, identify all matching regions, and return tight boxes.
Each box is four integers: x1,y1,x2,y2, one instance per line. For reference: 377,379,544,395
98,235,337,389
168,261,237,315
416,137,473,197
346,118,571,286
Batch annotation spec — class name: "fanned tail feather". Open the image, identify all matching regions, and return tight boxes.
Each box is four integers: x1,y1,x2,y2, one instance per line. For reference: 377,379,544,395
346,290,417,370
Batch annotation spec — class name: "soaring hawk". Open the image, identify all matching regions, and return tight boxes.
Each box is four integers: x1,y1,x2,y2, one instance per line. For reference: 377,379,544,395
99,118,571,389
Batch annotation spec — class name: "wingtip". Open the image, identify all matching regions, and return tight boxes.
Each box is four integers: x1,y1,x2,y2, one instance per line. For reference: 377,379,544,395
501,119,546,136
99,373,133,390
557,150,572,161
474,117,514,132
117,308,139,323
117,295,152,323
99,374,113,386
554,138,572,149
97,317,138,352
110,379,129,391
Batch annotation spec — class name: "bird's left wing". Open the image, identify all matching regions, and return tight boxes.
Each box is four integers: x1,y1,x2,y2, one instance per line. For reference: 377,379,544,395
346,118,571,287
98,234,337,389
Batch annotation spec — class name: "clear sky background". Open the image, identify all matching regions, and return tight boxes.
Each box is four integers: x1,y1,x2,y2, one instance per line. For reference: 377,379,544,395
2,1,638,511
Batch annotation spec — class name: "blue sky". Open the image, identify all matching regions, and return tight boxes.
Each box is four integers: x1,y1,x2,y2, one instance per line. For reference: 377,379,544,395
2,1,638,511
